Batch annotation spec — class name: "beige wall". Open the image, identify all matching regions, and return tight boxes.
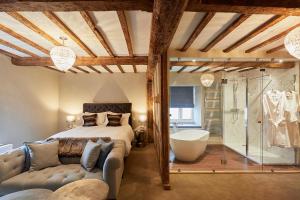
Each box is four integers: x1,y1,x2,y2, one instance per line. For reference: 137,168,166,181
0,54,147,146
0,55,60,147
58,73,147,130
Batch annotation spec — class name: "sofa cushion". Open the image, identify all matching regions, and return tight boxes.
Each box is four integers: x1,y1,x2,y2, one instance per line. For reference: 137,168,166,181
0,164,103,197
97,139,114,170
27,140,61,171
0,148,25,183
80,140,102,171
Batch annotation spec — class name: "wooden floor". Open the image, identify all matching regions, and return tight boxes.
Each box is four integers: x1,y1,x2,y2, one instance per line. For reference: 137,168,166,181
119,144,300,200
170,144,300,172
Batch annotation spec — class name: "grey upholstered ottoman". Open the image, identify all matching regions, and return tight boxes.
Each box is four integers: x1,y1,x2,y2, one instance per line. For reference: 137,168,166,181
0,189,53,200
50,179,109,200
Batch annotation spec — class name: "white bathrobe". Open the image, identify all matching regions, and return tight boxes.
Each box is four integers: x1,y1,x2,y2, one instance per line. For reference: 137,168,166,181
285,91,300,147
263,90,290,147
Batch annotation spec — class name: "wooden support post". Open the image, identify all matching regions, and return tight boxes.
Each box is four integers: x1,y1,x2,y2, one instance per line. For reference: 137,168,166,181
147,79,154,143
160,50,170,190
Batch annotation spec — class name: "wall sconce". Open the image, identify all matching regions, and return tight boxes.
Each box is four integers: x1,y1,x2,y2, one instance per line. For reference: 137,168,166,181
66,115,75,129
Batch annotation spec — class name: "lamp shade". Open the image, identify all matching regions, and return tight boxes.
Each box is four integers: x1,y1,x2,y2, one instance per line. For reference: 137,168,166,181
66,115,75,122
139,114,147,122
200,73,214,87
284,27,300,59
50,46,76,71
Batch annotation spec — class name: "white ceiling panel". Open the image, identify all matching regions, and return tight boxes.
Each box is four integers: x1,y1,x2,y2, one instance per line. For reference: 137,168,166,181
170,12,206,49
136,65,147,72
54,11,110,56
0,12,54,52
126,11,151,56
0,44,30,57
93,65,110,73
239,16,300,50
121,65,134,73
190,12,238,50
92,11,128,56
0,30,47,57
107,65,122,72
20,12,88,56
215,14,275,50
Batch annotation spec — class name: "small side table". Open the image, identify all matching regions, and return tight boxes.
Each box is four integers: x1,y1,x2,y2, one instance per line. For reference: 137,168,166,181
135,128,147,147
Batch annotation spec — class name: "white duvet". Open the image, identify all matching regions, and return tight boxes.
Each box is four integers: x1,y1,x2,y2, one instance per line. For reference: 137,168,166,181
50,125,134,156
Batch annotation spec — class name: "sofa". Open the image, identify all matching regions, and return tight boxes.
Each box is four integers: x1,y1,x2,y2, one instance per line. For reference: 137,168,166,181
0,140,125,199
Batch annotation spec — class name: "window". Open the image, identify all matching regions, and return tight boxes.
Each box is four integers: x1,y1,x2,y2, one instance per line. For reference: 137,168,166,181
170,86,195,124
170,108,194,122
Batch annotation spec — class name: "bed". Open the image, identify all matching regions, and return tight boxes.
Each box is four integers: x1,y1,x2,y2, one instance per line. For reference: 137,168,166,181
50,103,135,156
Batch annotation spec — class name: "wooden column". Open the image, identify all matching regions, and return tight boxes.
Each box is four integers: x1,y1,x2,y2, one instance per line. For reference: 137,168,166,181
147,79,154,143
160,50,170,189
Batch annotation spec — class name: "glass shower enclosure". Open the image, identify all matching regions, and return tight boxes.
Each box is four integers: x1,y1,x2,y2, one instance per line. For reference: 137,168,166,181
222,66,300,172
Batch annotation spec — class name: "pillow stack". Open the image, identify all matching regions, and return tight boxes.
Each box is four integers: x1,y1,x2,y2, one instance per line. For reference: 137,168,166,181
80,111,131,127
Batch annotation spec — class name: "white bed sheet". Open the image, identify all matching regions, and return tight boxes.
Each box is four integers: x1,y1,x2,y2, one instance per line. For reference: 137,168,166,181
50,125,134,156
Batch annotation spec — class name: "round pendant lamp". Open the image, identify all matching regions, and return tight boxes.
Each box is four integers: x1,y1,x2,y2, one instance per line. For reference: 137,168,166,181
284,27,300,59
50,37,76,71
200,73,215,87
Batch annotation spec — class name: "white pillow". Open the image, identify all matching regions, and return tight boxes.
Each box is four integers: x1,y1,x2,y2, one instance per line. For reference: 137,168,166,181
108,112,131,126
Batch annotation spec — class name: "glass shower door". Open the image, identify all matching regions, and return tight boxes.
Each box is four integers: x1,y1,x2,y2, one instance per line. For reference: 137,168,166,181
222,75,248,171
246,71,263,170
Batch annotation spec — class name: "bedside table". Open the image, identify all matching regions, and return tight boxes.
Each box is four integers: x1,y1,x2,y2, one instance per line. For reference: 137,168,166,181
135,128,147,148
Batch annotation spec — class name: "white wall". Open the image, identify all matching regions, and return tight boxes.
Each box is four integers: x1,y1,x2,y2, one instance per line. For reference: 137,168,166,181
0,55,60,147
58,73,147,130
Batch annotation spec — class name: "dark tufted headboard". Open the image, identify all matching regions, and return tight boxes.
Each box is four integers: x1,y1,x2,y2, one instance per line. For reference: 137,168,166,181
83,103,132,126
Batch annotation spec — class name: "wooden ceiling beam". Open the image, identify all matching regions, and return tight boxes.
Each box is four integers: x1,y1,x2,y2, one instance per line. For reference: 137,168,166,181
266,44,285,54
43,11,96,57
117,65,125,73
201,14,250,52
177,66,187,73
238,67,256,72
246,23,300,53
117,11,134,56
190,62,210,73
7,12,61,46
186,0,300,16
102,65,113,73
2,1,300,16
73,66,90,73
223,15,287,53
86,65,101,73
133,65,137,73
0,24,50,55
0,38,39,57
170,61,294,69
68,69,77,74
11,56,148,66
0,1,153,12
80,11,114,57
0,49,21,58
148,0,188,80
180,12,215,51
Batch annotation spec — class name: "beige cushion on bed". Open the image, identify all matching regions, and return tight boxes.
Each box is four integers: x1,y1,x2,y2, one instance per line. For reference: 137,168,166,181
27,140,61,171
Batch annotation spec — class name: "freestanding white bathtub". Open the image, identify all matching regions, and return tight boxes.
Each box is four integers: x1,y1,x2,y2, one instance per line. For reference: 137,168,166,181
170,129,210,162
